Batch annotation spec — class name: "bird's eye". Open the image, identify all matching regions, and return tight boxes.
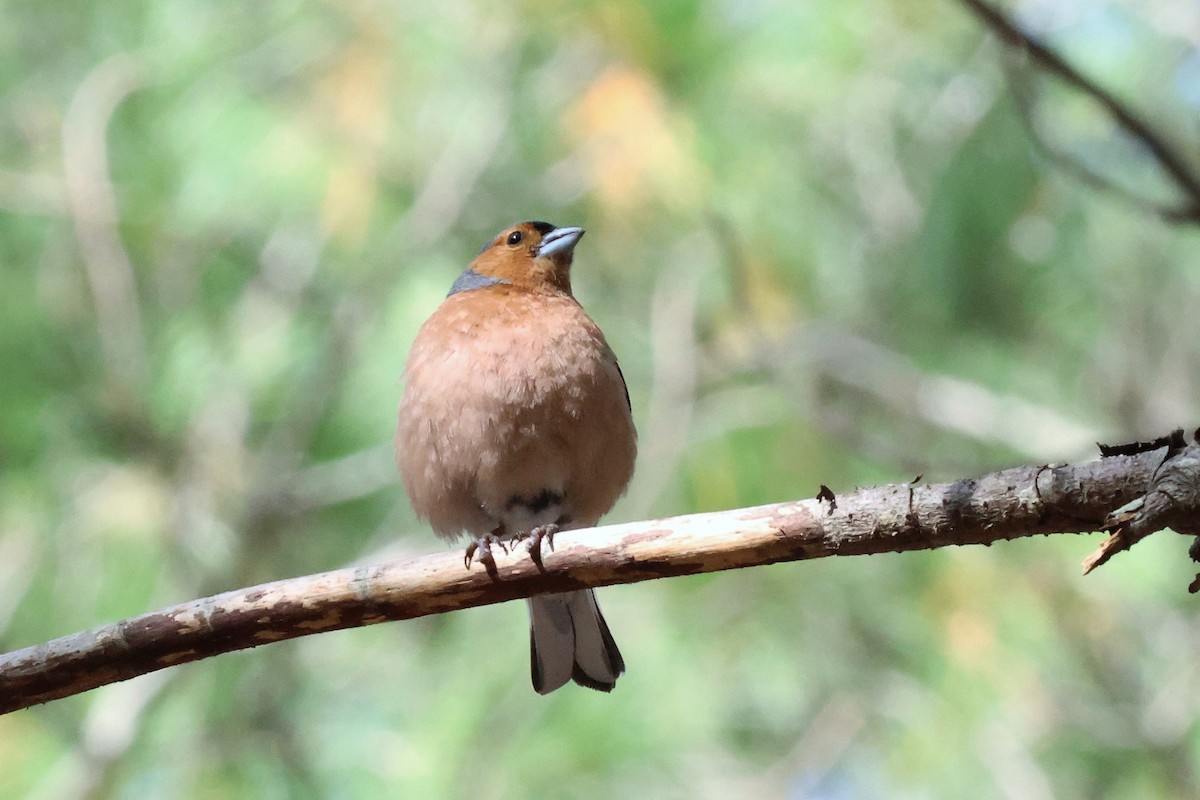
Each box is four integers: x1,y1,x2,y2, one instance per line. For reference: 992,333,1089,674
506,231,523,246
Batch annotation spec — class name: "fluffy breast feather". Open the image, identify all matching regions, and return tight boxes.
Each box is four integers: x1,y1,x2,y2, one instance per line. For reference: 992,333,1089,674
396,288,637,538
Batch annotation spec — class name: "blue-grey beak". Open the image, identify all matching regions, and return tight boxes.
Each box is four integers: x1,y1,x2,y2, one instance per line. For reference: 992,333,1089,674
537,226,584,260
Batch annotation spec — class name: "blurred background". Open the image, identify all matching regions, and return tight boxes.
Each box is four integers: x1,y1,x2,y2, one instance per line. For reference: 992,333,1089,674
3,0,1200,797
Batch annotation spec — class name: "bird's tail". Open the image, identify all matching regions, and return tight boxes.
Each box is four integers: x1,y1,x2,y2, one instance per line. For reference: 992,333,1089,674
527,589,625,694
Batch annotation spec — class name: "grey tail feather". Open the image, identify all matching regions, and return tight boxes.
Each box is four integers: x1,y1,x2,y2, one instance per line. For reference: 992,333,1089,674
528,590,624,694
569,603,624,692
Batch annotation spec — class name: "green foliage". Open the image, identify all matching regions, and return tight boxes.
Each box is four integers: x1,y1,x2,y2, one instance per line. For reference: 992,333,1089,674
3,0,1200,797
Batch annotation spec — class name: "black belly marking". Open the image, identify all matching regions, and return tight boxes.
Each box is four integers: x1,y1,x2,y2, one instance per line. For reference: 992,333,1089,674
506,489,564,515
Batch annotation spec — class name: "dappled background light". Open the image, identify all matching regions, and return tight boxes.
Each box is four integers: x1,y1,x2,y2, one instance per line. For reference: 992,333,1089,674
3,0,1200,797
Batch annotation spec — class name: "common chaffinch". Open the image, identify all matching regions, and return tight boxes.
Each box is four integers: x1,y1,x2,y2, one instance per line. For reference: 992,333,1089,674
396,221,636,694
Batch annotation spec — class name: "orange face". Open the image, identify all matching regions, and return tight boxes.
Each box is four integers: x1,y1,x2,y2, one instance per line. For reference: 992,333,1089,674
469,221,585,293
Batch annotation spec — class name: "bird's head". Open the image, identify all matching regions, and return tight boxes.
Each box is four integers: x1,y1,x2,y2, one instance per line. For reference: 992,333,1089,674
467,221,584,294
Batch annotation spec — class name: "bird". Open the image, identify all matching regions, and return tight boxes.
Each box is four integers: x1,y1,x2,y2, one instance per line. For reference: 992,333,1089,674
396,221,637,694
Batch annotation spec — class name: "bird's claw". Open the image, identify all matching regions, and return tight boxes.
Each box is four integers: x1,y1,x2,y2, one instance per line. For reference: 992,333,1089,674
521,523,559,569
464,534,508,570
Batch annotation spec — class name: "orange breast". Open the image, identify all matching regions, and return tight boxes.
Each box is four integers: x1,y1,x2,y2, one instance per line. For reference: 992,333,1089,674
396,287,637,539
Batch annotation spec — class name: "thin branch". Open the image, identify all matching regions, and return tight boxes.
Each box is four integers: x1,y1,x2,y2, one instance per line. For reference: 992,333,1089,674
3,446,1190,715
960,0,1200,223
1002,59,1190,222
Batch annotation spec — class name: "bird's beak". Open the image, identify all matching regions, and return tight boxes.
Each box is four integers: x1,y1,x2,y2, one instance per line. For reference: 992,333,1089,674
536,226,584,260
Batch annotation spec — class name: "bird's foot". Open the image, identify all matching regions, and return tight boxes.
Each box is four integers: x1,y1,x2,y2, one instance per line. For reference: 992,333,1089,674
464,531,509,571
516,523,559,570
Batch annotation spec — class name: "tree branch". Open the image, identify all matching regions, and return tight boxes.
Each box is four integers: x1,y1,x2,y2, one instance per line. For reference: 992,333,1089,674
3,446,1195,715
1084,437,1200,574
960,0,1200,223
